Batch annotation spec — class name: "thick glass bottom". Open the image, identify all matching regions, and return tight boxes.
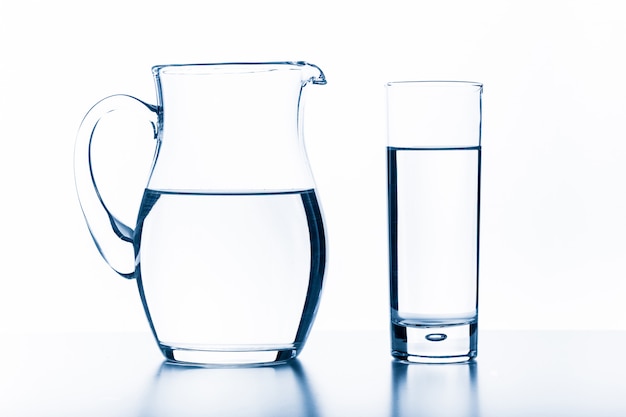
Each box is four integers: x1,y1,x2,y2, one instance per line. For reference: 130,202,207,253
160,344,298,367
391,321,477,364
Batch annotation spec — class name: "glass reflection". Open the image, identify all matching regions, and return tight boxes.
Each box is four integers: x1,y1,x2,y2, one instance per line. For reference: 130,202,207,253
391,361,479,417
139,360,319,417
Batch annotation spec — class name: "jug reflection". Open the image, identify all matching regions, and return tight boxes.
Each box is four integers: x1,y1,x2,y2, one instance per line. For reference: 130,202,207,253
139,360,319,417
74,62,328,366
391,361,479,417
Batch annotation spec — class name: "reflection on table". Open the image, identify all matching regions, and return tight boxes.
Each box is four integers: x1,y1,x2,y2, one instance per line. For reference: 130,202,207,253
140,361,319,417
1,331,625,416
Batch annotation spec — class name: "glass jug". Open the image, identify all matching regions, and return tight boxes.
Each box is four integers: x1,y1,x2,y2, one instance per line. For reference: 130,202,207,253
74,62,327,366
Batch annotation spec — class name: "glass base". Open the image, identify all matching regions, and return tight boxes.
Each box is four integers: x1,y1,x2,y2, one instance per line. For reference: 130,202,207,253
160,344,298,367
391,321,477,364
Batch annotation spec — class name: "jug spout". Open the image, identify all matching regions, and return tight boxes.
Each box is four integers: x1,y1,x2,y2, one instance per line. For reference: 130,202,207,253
295,61,326,85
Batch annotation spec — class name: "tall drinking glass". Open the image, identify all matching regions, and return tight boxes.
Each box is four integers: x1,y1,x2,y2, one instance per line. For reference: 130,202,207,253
387,81,482,363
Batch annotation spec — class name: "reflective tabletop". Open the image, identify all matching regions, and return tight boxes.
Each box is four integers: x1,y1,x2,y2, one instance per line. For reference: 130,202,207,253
1,330,625,416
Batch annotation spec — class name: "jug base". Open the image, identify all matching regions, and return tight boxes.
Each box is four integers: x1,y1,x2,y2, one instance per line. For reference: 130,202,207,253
160,345,298,367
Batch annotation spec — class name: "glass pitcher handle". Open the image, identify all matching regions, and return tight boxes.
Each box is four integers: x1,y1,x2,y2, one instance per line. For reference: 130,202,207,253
74,94,158,278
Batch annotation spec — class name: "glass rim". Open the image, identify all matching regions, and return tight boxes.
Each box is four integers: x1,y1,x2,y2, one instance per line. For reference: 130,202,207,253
386,80,483,88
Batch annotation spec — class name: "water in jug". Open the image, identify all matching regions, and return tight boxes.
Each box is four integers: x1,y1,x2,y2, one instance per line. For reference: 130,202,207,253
74,62,327,366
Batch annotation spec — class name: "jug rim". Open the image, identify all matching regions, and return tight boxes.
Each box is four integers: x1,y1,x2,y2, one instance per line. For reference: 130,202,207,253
152,61,327,85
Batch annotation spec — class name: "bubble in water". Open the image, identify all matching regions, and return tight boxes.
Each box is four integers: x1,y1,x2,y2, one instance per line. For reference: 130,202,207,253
425,333,447,342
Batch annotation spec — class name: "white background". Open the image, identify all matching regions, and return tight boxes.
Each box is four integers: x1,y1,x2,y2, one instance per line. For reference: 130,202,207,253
1,0,625,334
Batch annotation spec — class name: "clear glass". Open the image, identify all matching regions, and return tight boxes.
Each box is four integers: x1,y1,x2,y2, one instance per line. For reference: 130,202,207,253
387,81,482,363
74,62,327,366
